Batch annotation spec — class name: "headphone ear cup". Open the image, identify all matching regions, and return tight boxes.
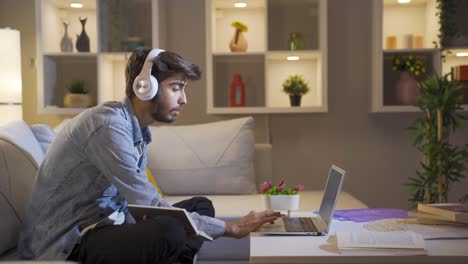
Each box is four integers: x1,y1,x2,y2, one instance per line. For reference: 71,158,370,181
149,75,158,99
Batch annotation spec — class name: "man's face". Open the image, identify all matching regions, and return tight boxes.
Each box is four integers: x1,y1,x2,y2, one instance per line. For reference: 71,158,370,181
150,74,187,123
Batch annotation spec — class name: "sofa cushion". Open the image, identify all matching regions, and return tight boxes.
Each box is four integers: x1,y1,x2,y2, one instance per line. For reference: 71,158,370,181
148,117,256,195
31,124,56,155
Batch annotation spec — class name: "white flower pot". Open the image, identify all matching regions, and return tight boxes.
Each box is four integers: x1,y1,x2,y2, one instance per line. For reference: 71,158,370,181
263,194,300,210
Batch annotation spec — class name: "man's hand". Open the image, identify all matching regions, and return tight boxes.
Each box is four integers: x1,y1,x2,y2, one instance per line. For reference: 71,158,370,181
224,210,281,239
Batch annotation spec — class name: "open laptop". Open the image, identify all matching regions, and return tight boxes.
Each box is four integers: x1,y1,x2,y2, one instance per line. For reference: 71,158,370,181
259,164,345,236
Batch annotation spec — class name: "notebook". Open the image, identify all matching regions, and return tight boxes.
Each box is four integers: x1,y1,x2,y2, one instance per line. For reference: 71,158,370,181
259,164,345,236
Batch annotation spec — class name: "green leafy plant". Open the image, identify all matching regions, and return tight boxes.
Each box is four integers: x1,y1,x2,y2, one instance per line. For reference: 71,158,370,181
392,54,426,77
407,73,468,206
68,80,88,94
282,75,309,96
434,0,460,48
231,20,248,32
260,178,304,195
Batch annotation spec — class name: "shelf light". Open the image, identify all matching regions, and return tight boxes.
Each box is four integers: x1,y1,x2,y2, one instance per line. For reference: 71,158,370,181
287,56,300,61
70,2,83,8
397,0,411,3
234,2,247,8
456,52,468,57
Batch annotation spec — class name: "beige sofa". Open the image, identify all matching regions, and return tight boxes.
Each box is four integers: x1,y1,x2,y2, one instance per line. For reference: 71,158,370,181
0,118,367,263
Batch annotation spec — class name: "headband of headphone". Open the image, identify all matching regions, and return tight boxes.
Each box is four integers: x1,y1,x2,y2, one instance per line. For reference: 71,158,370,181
132,48,165,101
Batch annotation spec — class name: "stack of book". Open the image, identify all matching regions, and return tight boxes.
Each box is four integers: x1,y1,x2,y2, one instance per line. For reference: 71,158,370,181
416,203,468,226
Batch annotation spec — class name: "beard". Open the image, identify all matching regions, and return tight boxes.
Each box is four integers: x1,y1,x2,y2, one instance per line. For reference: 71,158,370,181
150,96,179,123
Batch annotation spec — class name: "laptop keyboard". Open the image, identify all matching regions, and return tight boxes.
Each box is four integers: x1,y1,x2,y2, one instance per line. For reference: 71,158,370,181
282,217,319,232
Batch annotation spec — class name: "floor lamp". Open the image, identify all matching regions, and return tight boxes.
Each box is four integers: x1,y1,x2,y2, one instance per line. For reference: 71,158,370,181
0,28,22,126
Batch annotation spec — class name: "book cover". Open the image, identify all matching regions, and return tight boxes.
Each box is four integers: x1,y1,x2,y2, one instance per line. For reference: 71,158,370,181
127,204,213,241
417,203,468,223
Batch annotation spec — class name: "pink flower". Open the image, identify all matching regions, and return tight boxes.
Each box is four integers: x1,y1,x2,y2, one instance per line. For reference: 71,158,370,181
260,180,273,193
293,184,304,192
278,177,286,192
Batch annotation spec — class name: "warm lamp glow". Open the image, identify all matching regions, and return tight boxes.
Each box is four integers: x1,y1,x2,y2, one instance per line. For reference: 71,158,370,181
456,52,468,57
70,2,83,8
287,56,300,61
397,0,411,3
234,2,247,8
0,28,22,125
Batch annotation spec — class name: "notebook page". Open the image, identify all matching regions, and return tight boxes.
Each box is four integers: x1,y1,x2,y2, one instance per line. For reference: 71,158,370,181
337,231,425,249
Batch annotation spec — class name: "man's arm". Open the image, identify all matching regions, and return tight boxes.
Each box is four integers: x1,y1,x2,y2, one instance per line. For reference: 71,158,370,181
224,210,281,239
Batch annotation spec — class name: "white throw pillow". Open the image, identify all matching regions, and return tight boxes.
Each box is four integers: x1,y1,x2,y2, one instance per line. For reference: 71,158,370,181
147,117,256,195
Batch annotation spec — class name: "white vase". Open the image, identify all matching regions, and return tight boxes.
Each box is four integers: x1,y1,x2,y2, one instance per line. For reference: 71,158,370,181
263,194,300,210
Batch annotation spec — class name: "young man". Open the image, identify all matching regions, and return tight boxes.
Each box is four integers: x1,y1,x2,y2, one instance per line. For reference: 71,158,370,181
18,48,280,264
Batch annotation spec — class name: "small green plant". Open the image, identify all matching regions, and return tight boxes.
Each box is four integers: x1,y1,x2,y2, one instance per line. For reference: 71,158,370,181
282,75,309,96
231,20,248,32
392,54,426,77
68,80,88,94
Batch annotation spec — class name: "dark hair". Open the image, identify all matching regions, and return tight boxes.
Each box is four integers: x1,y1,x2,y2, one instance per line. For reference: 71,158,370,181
125,47,202,98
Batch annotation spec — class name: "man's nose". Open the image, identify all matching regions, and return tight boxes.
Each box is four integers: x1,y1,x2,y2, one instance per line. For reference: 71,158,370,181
178,91,187,105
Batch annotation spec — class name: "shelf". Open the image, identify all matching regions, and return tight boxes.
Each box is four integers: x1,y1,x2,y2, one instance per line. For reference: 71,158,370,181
36,0,160,114
41,106,89,115
207,0,327,114
207,106,327,114
41,55,97,109
43,52,97,57
98,0,153,52
268,0,320,51
266,53,322,108
211,0,266,53
383,48,439,53
212,54,265,108
39,0,97,53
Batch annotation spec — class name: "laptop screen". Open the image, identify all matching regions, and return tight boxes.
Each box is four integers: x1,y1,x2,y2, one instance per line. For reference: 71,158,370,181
318,166,345,228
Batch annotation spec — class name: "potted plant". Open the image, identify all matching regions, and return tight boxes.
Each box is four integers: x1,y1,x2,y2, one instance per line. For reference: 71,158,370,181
282,75,309,106
64,79,93,108
435,0,467,49
260,178,304,211
391,54,426,105
407,73,468,206
229,20,248,52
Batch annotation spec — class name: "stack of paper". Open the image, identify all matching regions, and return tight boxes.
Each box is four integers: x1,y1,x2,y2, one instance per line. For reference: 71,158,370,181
336,231,426,256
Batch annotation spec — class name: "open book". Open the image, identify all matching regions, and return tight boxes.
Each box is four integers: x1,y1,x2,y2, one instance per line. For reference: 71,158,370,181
127,204,213,241
336,231,426,256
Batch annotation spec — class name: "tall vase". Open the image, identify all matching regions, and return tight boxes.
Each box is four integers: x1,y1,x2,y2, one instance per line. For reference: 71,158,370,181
60,21,73,52
229,29,248,52
395,71,419,105
76,17,90,52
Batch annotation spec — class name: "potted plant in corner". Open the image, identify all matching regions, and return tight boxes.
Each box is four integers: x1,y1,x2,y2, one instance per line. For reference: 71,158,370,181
64,79,93,108
229,20,248,52
261,178,304,213
282,74,309,107
407,73,468,206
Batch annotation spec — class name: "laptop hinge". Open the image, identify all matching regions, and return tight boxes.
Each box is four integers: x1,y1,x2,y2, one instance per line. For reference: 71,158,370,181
312,216,328,233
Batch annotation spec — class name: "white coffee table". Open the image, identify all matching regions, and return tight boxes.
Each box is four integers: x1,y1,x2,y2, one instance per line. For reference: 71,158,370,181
250,220,468,263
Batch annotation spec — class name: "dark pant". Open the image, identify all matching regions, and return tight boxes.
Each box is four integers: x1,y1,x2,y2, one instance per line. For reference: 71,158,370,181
67,197,215,264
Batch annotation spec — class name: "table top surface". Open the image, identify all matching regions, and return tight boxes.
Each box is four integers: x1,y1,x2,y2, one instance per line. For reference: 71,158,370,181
250,218,468,264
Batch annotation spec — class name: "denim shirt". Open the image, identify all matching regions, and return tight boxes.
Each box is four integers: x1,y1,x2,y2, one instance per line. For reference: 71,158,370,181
18,97,226,260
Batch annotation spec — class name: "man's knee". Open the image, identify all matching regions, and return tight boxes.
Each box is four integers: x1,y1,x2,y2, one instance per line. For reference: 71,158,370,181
192,197,215,217
148,216,186,250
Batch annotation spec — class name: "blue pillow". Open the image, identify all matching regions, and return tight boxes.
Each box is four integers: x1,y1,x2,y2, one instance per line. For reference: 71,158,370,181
31,125,56,155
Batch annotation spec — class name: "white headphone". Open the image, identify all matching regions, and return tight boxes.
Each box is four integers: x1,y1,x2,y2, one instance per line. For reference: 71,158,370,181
132,48,165,101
